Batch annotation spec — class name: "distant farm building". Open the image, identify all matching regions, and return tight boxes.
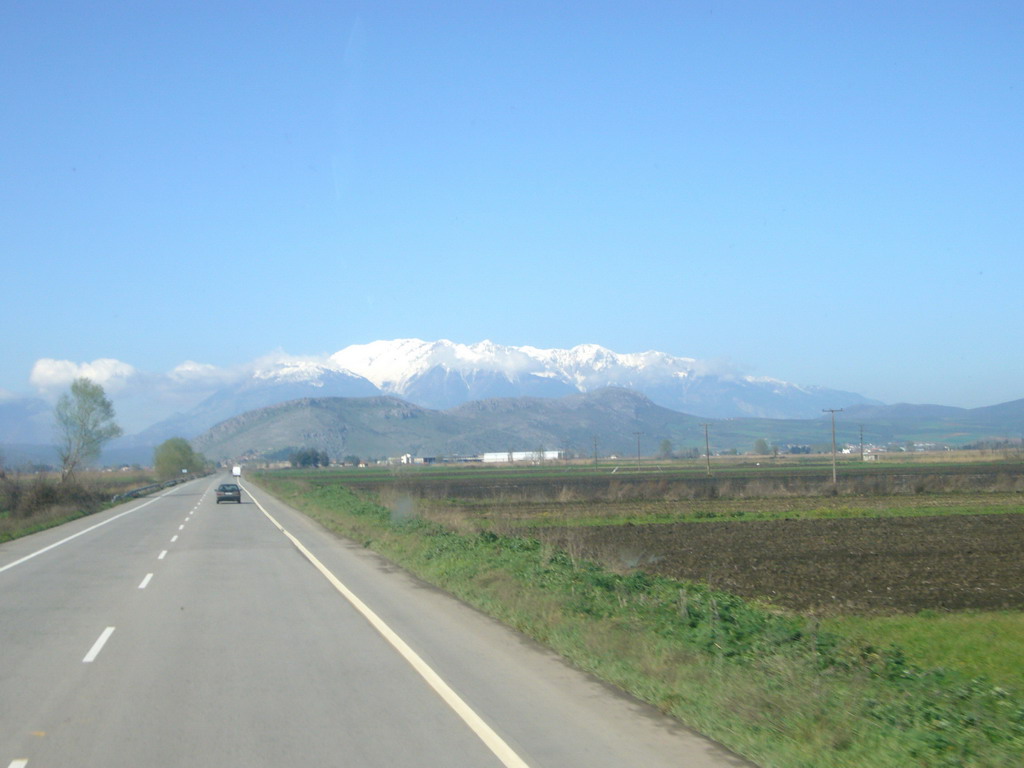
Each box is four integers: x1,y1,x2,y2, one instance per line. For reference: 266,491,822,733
398,454,436,465
482,450,563,463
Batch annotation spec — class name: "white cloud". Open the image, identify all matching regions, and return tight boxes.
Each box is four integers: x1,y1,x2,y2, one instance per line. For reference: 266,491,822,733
689,357,745,379
30,358,137,394
168,360,239,387
170,360,218,378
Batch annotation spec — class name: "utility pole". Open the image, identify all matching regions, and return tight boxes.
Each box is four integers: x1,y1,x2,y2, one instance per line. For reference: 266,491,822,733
701,423,712,476
593,436,599,468
823,409,843,486
859,424,864,462
634,432,643,471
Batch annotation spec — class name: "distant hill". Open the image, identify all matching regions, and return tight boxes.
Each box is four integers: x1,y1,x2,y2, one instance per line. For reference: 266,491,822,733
190,389,1024,462
960,398,1024,428
192,389,704,461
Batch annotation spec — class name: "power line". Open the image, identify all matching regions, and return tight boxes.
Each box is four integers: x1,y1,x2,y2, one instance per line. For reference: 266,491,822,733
819,411,843,483
700,423,712,476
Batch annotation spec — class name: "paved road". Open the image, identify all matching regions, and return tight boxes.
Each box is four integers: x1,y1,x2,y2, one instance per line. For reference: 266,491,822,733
0,476,750,767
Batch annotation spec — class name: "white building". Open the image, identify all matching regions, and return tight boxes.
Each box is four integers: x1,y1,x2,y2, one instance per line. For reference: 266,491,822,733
481,450,563,463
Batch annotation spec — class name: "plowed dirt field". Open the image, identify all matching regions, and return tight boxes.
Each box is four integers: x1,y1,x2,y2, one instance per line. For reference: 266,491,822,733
541,513,1024,613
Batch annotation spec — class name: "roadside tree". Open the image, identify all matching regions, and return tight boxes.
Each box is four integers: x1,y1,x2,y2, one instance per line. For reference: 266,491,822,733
290,448,329,468
55,378,122,482
154,437,208,480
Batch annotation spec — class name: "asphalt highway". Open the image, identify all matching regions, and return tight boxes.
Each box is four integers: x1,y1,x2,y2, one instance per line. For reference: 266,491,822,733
0,476,750,767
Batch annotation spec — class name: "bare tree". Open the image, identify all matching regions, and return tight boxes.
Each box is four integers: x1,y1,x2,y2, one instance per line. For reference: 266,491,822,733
55,378,122,482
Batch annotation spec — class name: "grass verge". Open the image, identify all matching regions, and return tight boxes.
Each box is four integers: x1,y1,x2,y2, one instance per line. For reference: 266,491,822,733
824,611,1024,693
0,470,164,543
0,506,96,543
253,472,1024,768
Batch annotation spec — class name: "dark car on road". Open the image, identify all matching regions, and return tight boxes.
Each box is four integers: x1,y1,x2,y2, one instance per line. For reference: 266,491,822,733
215,483,241,503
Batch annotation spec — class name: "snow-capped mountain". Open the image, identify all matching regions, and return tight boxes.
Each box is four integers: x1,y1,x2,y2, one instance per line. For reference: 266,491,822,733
328,340,577,408
328,339,687,395
329,339,540,392
325,339,876,417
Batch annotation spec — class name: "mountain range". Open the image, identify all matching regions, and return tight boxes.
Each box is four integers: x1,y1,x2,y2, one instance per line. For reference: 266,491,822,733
189,388,1024,464
140,338,878,442
1,339,1019,466
324,339,877,418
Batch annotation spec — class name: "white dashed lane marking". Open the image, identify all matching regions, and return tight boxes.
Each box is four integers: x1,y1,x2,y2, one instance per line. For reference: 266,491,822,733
83,627,115,663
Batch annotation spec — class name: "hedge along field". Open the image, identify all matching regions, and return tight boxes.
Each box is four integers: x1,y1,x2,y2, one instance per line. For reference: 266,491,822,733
253,464,1024,768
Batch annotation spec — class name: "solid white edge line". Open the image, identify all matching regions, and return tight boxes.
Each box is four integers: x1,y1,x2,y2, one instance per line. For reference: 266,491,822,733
83,627,115,663
138,573,153,589
0,492,171,575
244,486,531,768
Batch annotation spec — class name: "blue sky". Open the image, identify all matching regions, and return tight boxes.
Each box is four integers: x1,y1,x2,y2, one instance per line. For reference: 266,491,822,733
3,1,1022,408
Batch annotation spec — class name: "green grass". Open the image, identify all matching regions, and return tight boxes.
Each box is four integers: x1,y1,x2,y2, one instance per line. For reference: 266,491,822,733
825,611,1024,693
0,507,90,543
410,493,1024,531
253,471,1024,768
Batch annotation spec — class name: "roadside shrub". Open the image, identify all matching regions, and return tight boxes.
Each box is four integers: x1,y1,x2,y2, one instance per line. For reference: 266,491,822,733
20,475,63,517
0,474,111,542
0,476,22,516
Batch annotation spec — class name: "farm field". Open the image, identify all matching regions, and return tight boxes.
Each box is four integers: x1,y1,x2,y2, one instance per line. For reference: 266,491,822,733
538,513,1024,613
275,457,1024,641
357,460,1024,613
